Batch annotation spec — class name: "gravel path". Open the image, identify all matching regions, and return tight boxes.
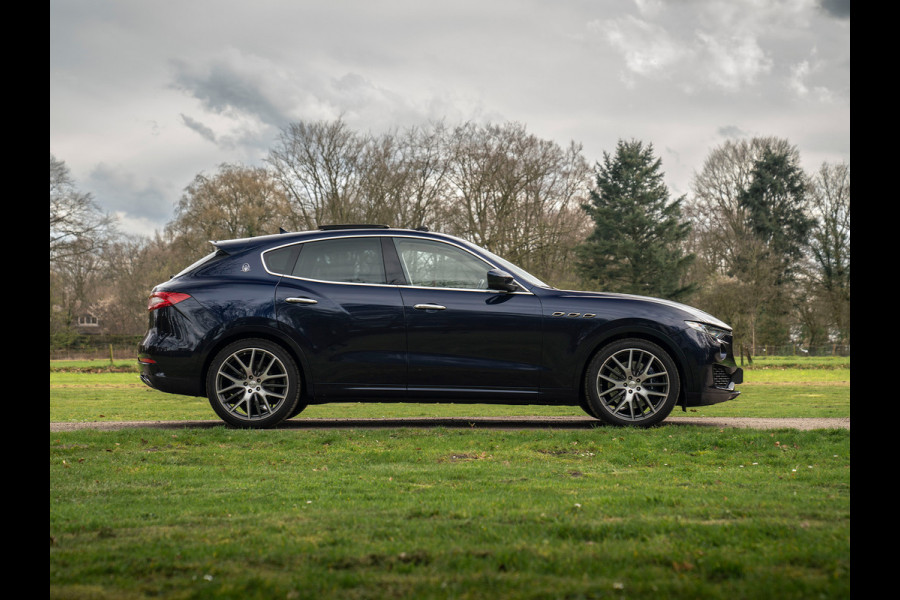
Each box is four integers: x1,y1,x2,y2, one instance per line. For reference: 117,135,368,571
50,416,849,432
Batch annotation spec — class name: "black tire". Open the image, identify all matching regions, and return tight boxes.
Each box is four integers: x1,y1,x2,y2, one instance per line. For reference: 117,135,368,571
287,402,308,419
584,338,680,427
578,395,602,419
206,339,301,428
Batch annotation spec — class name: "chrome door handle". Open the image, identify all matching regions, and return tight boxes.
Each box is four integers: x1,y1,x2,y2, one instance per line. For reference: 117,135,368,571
285,297,318,305
414,303,446,310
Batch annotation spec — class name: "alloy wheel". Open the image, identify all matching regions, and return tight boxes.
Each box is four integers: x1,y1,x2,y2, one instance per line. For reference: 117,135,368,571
212,346,290,421
593,346,672,423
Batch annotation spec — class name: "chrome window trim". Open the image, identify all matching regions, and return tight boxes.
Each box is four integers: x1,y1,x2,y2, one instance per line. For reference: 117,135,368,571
260,233,535,295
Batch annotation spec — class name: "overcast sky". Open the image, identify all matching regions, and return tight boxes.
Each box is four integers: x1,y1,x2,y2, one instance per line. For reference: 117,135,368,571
50,0,850,238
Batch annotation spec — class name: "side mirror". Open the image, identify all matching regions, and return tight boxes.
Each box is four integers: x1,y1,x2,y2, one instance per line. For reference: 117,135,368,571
487,269,519,292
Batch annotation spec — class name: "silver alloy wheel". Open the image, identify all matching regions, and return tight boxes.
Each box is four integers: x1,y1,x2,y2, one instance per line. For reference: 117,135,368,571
594,347,671,422
212,346,290,421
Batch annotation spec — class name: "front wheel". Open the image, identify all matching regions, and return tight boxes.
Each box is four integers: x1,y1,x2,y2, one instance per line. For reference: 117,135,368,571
287,402,308,419
206,339,301,428
584,339,680,427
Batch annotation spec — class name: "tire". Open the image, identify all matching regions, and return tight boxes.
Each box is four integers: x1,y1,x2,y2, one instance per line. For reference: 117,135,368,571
584,338,680,427
287,402,308,419
578,395,602,419
206,339,301,428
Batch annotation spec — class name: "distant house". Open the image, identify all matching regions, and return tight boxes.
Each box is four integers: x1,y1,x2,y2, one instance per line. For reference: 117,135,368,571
75,313,102,335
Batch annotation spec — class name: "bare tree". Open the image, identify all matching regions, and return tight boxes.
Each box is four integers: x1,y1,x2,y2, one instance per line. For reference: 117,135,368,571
366,122,452,230
685,137,801,351
50,154,115,266
50,154,118,346
265,119,591,287
807,161,850,343
166,163,295,262
50,236,107,343
354,129,408,226
442,122,591,284
267,119,368,228
94,236,166,335
686,137,796,273
443,122,514,250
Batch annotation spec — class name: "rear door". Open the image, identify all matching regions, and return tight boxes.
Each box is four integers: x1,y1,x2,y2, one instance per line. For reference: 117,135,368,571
269,236,407,400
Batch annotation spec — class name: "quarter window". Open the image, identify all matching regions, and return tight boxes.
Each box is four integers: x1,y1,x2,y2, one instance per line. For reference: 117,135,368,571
262,245,299,275
393,238,492,289
292,237,386,284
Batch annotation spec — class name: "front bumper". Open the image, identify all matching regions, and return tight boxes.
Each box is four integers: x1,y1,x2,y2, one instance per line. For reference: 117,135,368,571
684,362,743,406
680,328,744,407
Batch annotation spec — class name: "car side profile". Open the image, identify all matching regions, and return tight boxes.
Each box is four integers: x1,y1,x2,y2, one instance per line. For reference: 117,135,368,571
138,225,742,428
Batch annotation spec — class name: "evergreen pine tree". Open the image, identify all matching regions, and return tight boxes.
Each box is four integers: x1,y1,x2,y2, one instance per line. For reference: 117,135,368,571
576,139,695,300
737,147,815,282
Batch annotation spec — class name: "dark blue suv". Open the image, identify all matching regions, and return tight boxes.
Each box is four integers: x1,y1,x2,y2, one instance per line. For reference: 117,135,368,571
139,225,742,428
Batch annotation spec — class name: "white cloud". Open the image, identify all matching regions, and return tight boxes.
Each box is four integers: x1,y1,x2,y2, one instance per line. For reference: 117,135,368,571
696,33,773,91
633,0,666,18
788,54,837,103
594,15,686,78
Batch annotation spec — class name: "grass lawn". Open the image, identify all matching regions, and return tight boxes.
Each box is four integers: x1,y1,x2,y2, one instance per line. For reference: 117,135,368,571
49,359,850,423
50,358,850,599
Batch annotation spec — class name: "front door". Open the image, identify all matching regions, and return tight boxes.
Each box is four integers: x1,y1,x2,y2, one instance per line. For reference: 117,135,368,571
390,237,544,402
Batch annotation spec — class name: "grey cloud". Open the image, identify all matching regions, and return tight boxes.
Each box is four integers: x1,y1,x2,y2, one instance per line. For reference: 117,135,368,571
178,114,271,155
180,114,218,144
818,0,850,19
169,51,479,142
86,163,174,223
169,57,294,128
50,1,849,238
717,125,750,139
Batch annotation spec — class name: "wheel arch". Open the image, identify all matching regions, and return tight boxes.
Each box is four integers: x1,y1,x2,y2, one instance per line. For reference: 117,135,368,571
577,324,691,409
200,324,315,401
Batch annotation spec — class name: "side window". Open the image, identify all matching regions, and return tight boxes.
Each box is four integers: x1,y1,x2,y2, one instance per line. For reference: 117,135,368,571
292,237,387,284
262,245,300,275
393,238,492,289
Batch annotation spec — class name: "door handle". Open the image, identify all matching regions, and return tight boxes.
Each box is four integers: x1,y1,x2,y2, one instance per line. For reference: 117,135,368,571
414,303,446,310
285,297,318,305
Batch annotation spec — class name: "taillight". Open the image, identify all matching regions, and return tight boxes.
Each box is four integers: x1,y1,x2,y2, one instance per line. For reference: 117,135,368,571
148,291,191,311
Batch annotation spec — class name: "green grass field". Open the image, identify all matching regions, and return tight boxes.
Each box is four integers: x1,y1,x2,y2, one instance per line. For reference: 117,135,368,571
50,358,850,599
49,357,850,423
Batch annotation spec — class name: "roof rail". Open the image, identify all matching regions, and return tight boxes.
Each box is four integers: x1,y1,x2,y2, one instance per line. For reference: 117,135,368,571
318,224,390,230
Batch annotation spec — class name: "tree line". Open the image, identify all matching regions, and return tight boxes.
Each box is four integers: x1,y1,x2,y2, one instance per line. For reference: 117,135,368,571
49,119,849,355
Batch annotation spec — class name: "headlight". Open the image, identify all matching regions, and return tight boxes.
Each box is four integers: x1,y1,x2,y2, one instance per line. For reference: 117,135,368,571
685,321,731,341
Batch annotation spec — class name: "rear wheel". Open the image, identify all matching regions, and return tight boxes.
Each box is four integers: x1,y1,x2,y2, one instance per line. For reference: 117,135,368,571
584,339,679,427
206,339,301,428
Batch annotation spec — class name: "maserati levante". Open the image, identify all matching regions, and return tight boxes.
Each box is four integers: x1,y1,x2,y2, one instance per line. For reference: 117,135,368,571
138,225,742,428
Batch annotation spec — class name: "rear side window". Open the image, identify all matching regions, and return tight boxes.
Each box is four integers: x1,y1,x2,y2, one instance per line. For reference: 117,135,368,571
292,237,386,284
263,245,300,275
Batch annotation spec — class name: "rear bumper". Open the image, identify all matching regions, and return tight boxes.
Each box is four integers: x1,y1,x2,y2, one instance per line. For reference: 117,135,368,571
138,357,205,397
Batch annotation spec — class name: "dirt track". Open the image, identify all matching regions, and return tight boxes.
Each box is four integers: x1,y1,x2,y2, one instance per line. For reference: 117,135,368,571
50,416,849,432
